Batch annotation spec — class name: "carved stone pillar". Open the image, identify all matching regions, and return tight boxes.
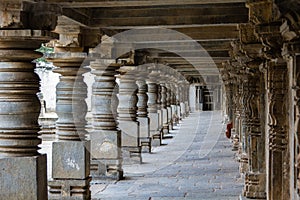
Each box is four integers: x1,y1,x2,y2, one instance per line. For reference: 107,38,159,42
165,83,173,131
239,74,250,175
147,69,161,146
0,29,56,200
0,1,60,198
184,82,190,116
157,83,164,137
266,60,289,200
47,51,91,200
89,59,123,180
160,83,169,137
283,42,300,198
117,66,142,164
136,66,151,153
242,62,266,199
179,84,186,119
170,79,179,127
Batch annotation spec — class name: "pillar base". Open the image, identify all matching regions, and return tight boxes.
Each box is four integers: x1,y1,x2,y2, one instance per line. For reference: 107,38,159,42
243,172,266,199
0,154,47,200
152,131,162,146
122,146,142,165
239,154,249,174
90,159,123,181
48,177,91,200
140,137,152,153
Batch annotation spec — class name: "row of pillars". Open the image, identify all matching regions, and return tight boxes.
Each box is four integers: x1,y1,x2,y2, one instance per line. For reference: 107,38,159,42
0,29,190,199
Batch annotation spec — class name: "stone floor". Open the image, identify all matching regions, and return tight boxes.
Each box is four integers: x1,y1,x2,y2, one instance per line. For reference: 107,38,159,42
40,111,243,200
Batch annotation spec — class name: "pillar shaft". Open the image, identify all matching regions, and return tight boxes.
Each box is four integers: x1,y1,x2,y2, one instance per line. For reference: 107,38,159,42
136,71,151,152
266,60,289,200
90,59,123,180
147,74,161,146
117,66,141,164
48,52,91,200
0,30,55,200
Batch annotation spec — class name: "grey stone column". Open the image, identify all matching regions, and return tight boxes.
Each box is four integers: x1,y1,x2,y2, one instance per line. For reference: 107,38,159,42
165,83,173,131
170,81,179,126
48,52,91,200
147,70,161,146
0,30,55,200
136,67,151,153
117,66,142,164
89,59,123,180
184,82,190,116
179,84,186,119
157,83,164,136
160,83,169,137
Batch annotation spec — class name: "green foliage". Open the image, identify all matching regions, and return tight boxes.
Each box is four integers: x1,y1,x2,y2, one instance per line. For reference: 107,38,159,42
34,44,54,67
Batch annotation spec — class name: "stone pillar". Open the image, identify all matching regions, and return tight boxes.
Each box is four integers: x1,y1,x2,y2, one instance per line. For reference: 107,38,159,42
179,84,186,119
0,29,55,200
242,62,266,199
48,52,91,200
0,1,59,199
165,83,173,131
136,66,151,153
89,59,123,180
239,74,250,175
157,83,164,136
176,84,182,120
117,66,142,164
147,70,161,146
184,82,190,116
282,41,300,198
170,80,179,127
265,60,289,200
160,83,169,137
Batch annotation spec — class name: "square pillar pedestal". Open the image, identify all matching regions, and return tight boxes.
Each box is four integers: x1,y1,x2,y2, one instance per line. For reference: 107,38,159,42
49,141,91,200
119,121,142,164
0,155,47,200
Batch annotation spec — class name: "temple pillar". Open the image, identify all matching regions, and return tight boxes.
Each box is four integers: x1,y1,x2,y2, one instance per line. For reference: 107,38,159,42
242,62,266,199
147,69,161,146
165,83,173,131
47,51,91,199
179,84,186,119
117,66,142,164
160,83,169,137
89,59,123,180
170,80,179,127
0,1,59,199
282,41,300,198
136,66,151,153
265,60,289,200
0,29,56,200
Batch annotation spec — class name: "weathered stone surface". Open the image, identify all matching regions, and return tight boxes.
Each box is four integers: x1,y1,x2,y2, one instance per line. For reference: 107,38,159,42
90,130,121,160
0,155,47,200
119,121,139,147
52,141,90,179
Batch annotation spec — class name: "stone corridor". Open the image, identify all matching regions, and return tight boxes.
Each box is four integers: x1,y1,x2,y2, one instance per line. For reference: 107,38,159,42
62,111,242,200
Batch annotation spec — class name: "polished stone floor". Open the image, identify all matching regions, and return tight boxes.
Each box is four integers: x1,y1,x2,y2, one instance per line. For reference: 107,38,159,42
40,111,243,200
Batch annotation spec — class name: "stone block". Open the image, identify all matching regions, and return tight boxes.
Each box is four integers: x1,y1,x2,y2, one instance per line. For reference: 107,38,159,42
52,140,90,179
157,110,163,128
162,108,168,124
90,159,123,181
48,177,91,200
122,146,142,165
0,154,47,200
180,102,186,117
149,112,159,136
177,105,181,119
118,121,139,147
167,107,172,121
137,117,150,138
90,130,121,160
